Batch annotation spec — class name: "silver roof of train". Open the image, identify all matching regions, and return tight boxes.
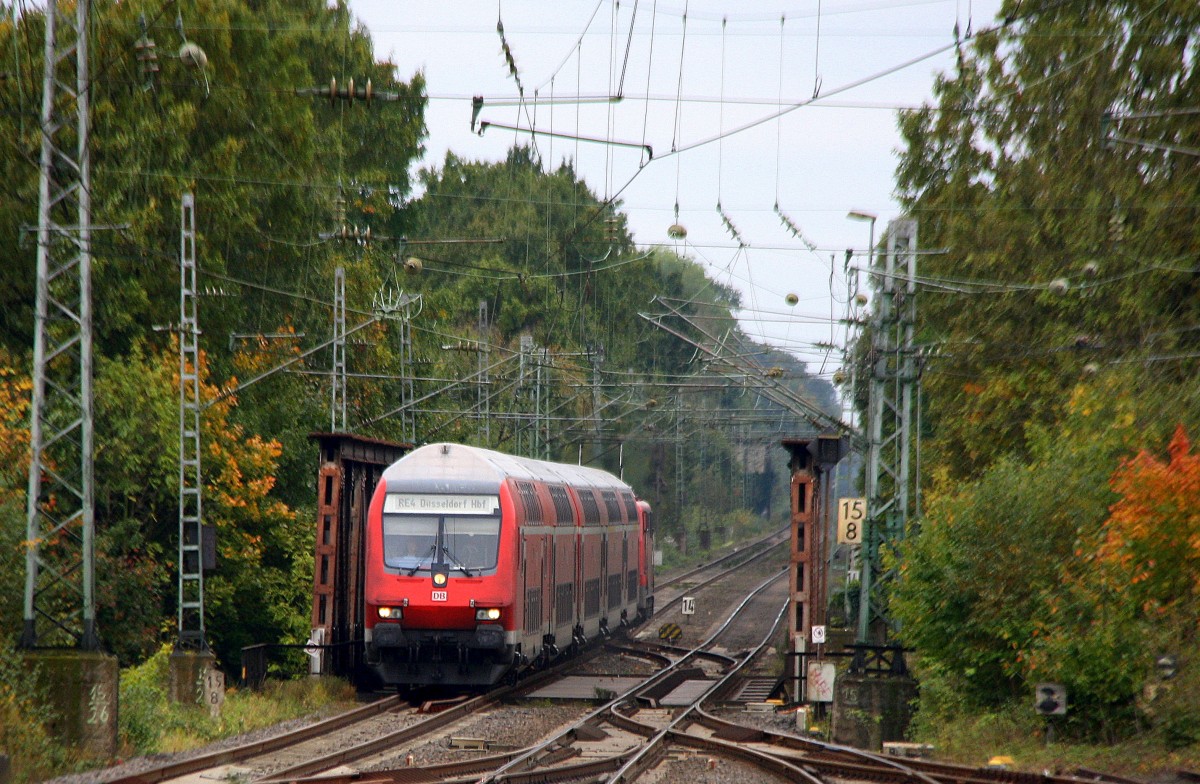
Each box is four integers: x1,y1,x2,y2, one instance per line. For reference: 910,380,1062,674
381,443,632,495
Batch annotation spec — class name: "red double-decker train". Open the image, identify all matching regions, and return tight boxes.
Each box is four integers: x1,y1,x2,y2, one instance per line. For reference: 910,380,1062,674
362,443,655,688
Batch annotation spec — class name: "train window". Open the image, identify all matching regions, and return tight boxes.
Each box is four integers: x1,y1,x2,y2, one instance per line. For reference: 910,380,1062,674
382,515,438,570
579,491,601,525
601,490,621,522
443,515,500,572
622,493,638,522
516,481,543,523
548,485,574,524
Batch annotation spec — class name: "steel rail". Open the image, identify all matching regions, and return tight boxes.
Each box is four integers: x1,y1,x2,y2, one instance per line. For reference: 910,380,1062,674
655,527,788,593
251,647,607,784
689,706,1098,784
97,694,404,784
102,537,785,784
462,569,787,784
256,554,794,784
604,571,790,782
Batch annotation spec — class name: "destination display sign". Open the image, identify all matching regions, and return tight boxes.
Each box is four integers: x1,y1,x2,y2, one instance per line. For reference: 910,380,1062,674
384,494,499,515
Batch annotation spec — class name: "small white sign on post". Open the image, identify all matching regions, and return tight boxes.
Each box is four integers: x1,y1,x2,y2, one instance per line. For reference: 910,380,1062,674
811,625,826,644
681,596,696,616
837,498,866,545
806,661,836,703
305,627,325,675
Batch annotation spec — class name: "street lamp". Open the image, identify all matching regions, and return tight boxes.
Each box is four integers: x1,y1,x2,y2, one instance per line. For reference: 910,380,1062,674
847,210,877,263
847,210,877,306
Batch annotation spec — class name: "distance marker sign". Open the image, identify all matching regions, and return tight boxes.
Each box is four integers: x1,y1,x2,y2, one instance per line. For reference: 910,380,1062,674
837,498,865,545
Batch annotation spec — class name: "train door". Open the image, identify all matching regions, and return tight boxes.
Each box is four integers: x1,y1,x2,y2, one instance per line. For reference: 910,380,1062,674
575,518,583,629
600,529,611,633
551,523,574,651
542,527,553,645
637,501,655,613
621,532,631,621
521,532,544,660
548,526,557,637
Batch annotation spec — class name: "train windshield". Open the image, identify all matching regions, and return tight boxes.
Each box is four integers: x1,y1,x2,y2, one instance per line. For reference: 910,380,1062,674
382,515,439,569
443,516,500,572
382,512,501,573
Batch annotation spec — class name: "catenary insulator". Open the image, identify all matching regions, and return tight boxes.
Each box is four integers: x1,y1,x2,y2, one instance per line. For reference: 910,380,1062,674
178,42,207,69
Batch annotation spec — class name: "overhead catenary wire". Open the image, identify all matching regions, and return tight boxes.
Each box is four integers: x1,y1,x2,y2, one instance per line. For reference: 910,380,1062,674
18,1,1190,398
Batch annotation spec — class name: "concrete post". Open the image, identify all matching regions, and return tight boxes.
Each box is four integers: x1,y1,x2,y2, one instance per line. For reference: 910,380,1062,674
168,648,216,704
23,651,118,758
832,670,918,750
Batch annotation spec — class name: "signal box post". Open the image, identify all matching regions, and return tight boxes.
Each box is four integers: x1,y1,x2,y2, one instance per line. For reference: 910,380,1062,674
308,433,411,681
781,436,845,705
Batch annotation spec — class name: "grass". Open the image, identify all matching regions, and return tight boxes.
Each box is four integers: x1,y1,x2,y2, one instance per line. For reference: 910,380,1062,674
1,640,360,784
141,676,361,756
911,702,1200,777
117,645,360,759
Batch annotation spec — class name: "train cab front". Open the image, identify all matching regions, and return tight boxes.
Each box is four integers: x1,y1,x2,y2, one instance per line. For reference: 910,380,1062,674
365,500,517,688
367,579,515,688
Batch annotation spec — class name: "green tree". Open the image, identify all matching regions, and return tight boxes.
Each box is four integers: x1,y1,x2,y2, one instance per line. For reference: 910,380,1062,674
895,0,1200,481
91,342,304,667
893,370,1173,732
889,0,1200,732
0,0,427,511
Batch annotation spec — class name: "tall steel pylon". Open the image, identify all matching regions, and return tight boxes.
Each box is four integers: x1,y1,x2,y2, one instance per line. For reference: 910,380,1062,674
857,218,918,644
477,301,490,445
177,193,207,650
373,275,421,444
517,334,548,458
331,267,346,431
395,297,418,445
22,0,97,650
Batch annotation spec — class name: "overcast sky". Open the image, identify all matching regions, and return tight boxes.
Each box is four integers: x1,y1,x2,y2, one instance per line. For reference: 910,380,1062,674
348,0,1004,380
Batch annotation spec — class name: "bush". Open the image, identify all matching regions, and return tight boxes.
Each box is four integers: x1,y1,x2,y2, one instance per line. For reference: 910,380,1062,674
118,646,358,757
118,644,174,753
0,638,76,783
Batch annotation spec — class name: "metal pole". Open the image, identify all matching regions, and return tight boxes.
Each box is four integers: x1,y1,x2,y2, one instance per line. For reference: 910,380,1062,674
331,267,346,431
23,0,97,650
478,301,489,445
856,217,878,644
177,193,206,650
856,217,917,645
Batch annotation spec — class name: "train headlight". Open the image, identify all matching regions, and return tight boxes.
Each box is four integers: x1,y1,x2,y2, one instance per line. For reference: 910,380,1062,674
377,606,404,619
475,607,501,621
432,566,449,587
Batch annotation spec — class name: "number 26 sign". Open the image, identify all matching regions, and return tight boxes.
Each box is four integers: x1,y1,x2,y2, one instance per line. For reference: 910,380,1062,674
837,498,866,545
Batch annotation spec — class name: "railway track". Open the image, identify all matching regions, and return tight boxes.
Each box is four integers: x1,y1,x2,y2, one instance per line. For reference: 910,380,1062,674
82,535,782,784
256,564,794,784
655,527,789,595
75,535,1135,784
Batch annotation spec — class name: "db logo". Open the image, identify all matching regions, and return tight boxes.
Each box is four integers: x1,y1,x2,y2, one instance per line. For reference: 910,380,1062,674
431,591,448,602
